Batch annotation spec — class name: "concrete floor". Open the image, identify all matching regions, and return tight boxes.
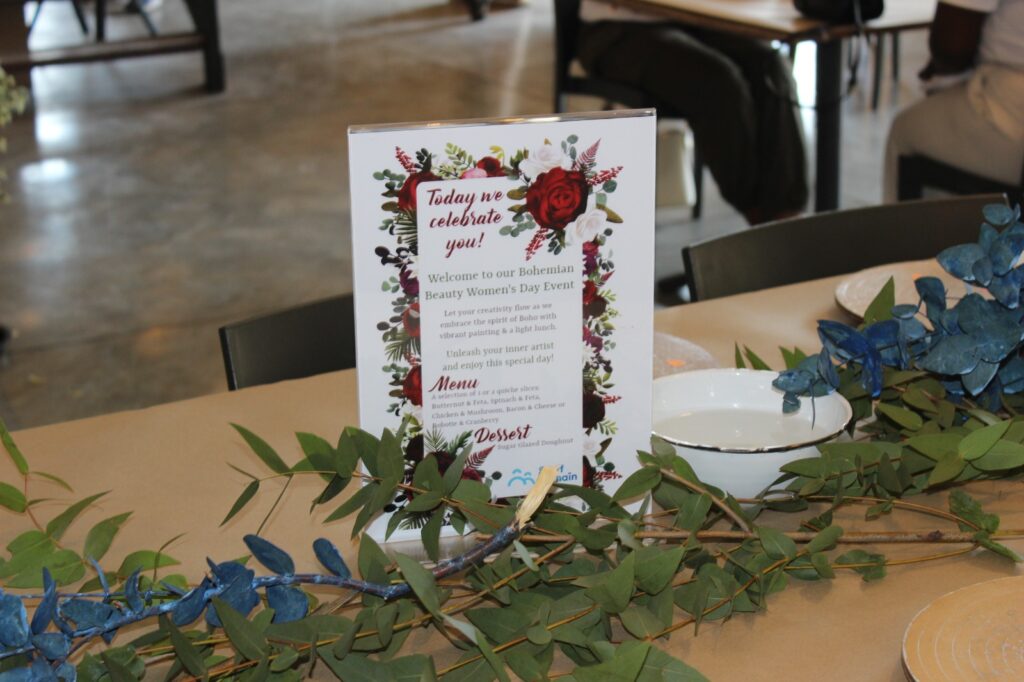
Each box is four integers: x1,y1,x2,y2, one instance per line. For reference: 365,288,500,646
0,0,927,429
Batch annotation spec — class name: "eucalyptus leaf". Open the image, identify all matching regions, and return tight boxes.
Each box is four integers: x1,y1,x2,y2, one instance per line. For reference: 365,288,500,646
211,597,267,661
394,553,441,618
231,424,290,474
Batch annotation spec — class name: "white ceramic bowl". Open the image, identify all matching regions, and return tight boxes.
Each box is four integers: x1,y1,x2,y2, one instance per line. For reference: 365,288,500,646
651,368,853,500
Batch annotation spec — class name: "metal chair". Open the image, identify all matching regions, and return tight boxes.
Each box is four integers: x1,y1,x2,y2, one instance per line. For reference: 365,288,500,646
218,294,356,390
898,155,1023,207
553,0,704,219
683,194,1008,302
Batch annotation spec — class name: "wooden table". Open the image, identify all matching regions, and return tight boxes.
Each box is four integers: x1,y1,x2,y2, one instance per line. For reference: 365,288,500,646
0,0,224,93
7,274,1023,680
593,0,936,211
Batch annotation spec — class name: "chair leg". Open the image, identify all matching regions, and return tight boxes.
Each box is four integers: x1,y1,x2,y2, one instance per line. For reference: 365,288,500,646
70,0,88,34
691,142,703,220
891,33,900,81
134,1,158,36
28,0,44,32
95,0,106,42
871,34,883,111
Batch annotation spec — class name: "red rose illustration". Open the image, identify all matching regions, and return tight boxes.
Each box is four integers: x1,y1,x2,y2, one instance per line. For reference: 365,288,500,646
525,167,589,230
403,366,422,406
402,303,421,338
397,170,438,213
475,156,505,177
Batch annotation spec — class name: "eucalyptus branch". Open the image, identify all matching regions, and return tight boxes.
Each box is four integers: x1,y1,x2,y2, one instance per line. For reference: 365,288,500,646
659,467,752,532
503,528,1024,545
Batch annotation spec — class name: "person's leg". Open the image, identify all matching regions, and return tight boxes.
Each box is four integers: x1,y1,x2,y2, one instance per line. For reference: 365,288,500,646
577,22,762,216
693,30,808,219
883,83,1024,202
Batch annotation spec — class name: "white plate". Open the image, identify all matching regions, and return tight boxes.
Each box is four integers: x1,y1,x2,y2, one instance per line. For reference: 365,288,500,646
834,259,975,319
652,332,719,378
903,575,1024,681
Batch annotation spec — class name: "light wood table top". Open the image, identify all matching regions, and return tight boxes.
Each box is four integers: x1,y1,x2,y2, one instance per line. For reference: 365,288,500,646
593,0,936,42
7,274,1023,680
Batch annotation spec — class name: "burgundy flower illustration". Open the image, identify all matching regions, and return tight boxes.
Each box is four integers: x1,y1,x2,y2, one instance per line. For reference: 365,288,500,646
397,170,439,212
525,167,589,231
403,366,422,406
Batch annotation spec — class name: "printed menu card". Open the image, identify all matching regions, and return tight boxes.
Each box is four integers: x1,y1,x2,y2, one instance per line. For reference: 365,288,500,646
348,111,655,540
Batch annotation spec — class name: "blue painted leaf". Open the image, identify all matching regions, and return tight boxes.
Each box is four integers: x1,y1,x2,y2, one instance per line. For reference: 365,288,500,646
938,243,986,281
939,309,960,334
172,579,211,626
266,585,308,623
31,633,69,661
989,233,1024,275
243,535,295,576
915,276,947,312
978,376,1003,412
953,294,991,334
54,664,74,682
818,320,872,362
979,222,998,251
0,668,33,682
0,591,30,647
916,334,983,375
983,203,1015,226
206,564,258,627
860,352,884,397
972,256,993,286
88,559,110,597
999,357,1024,394
29,659,57,682
817,348,840,388
891,304,919,319
897,317,928,369
313,538,351,578
160,580,187,596
31,569,56,635
988,268,1024,309
782,392,800,414
125,569,144,614
864,320,901,366
59,599,115,630
772,370,811,394
963,359,1000,396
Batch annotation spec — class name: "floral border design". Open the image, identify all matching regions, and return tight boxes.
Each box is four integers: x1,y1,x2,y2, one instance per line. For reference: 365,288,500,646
371,135,625,521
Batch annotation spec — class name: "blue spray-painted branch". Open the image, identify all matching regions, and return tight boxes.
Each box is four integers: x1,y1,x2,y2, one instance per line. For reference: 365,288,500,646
0,521,529,678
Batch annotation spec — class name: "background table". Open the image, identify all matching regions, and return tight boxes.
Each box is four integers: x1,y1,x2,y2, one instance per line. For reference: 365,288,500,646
593,0,936,212
7,274,1023,680
0,0,224,92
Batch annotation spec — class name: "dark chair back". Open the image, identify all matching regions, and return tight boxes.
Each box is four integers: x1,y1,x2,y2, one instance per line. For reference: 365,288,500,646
898,155,1023,206
219,294,356,390
683,194,1008,301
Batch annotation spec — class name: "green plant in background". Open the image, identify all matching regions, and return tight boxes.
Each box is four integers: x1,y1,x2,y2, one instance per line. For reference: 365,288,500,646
0,67,28,203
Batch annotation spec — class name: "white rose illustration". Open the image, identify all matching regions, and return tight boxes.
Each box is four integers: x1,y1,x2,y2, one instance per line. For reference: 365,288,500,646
565,205,607,246
520,143,571,181
582,437,602,458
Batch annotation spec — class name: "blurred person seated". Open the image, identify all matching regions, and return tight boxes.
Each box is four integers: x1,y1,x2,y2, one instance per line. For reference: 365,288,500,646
576,1,808,225
884,0,1024,202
